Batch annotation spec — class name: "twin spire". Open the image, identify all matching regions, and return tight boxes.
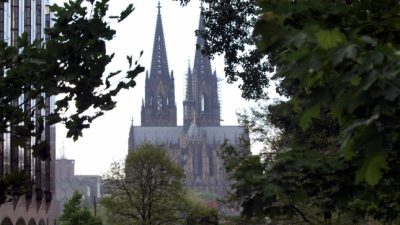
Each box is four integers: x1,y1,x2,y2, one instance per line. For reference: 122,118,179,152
150,1,169,78
140,1,220,128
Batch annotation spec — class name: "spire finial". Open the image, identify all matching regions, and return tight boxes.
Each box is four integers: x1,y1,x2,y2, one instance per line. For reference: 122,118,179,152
157,1,161,14
131,117,134,126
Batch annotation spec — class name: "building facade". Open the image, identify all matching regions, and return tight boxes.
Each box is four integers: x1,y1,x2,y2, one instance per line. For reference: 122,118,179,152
55,158,102,217
129,3,247,200
0,1,57,224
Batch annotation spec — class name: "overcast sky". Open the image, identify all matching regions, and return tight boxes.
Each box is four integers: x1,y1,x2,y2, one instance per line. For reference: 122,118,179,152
54,0,260,175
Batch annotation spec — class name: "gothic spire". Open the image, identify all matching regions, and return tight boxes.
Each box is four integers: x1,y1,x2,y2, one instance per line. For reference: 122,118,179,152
150,1,169,78
193,9,212,80
189,8,220,127
141,1,177,127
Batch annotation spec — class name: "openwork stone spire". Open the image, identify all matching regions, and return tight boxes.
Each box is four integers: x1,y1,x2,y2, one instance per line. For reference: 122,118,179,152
184,8,220,128
192,11,213,81
150,1,169,78
141,2,177,127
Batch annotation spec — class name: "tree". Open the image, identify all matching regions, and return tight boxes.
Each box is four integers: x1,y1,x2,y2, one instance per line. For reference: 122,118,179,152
181,0,400,186
224,105,361,224
101,144,185,225
184,204,219,225
1,0,142,153
179,0,271,100
182,190,220,225
60,191,102,225
0,0,143,204
177,0,400,223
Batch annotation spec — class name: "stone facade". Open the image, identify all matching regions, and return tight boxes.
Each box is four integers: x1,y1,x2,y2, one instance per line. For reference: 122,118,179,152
129,3,247,199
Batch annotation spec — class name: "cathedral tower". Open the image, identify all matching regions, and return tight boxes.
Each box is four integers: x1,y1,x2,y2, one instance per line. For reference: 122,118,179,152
183,12,220,129
141,2,177,126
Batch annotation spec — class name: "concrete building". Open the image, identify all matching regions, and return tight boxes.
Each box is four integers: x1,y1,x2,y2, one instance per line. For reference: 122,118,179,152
128,3,247,201
0,1,57,224
54,158,102,217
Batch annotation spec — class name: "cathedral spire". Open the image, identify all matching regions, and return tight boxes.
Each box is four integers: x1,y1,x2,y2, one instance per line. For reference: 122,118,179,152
193,10,212,79
189,8,220,127
141,2,177,127
150,1,169,78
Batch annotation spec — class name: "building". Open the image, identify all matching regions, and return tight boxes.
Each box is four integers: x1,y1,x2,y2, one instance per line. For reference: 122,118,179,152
128,3,247,200
55,157,102,217
0,1,57,224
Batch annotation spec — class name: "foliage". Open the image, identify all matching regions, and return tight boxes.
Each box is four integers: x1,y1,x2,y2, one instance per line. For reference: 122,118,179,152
220,215,267,225
0,0,143,205
177,0,400,224
252,0,400,188
224,105,383,224
101,144,185,225
0,0,143,156
183,204,219,225
0,171,30,205
178,0,271,99
181,190,220,225
180,0,400,186
60,191,102,225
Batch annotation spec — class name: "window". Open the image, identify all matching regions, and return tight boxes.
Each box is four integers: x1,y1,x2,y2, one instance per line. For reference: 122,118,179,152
0,2,4,40
11,0,19,46
201,94,205,112
25,0,32,41
36,0,42,40
45,5,50,40
157,95,163,111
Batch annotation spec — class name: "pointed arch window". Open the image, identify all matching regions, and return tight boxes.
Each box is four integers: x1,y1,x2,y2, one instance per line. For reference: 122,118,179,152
157,94,163,111
201,94,205,112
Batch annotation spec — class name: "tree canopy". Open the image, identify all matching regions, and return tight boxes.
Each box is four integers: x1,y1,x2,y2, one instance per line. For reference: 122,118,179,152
0,0,143,205
60,191,102,225
176,0,400,224
101,144,185,225
0,0,143,159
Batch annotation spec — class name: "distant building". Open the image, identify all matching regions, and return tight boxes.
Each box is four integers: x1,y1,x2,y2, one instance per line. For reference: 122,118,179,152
55,158,102,217
128,3,247,202
0,1,57,224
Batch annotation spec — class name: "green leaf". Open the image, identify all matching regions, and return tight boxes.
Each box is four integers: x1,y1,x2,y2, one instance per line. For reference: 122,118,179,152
350,76,361,86
317,28,347,49
127,55,132,68
356,153,388,186
118,4,134,22
299,103,320,129
342,136,357,160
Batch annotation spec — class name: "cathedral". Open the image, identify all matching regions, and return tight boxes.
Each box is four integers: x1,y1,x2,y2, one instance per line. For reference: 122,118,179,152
128,3,246,197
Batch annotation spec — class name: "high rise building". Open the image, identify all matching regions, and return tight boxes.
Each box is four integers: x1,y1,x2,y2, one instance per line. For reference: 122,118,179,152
0,1,57,224
128,3,247,209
